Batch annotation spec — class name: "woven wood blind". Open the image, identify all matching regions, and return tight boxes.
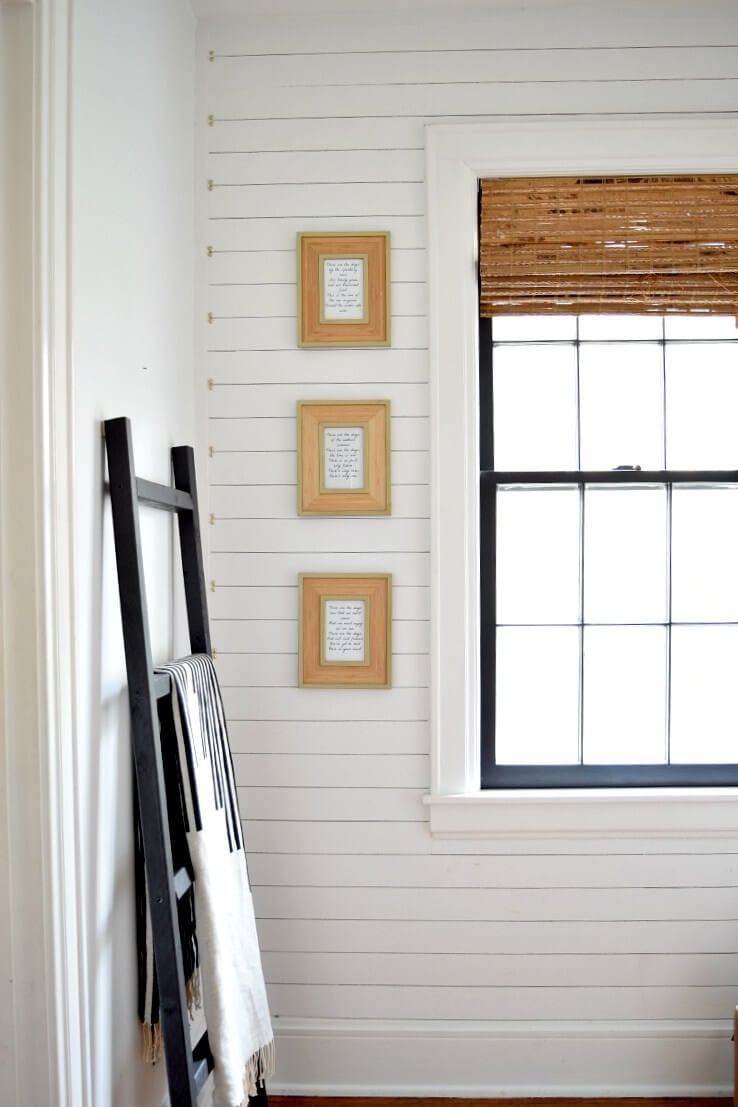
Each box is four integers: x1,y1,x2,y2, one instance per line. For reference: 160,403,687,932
479,174,738,317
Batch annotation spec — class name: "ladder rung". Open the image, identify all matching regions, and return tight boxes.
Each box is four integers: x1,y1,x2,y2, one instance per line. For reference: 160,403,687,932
193,1057,210,1093
153,672,171,700
192,1031,214,1093
173,867,193,900
136,477,193,514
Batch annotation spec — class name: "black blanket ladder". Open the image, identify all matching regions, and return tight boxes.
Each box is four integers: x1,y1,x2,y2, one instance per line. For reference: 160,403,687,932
104,416,267,1107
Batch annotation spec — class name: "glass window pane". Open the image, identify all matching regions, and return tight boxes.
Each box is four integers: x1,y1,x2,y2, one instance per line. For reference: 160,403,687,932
665,315,738,340
496,627,580,765
582,627,667,764
670,626,738,764
497,488,580,624
578,315,663,341
665,343,738,469
492,315,577,341
671,487,738,622
584,486,667,624
579,343,664,469
493,345,578,470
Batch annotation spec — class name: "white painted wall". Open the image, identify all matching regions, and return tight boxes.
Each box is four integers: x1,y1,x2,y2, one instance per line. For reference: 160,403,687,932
70,1,196,1103
197,0,738,1095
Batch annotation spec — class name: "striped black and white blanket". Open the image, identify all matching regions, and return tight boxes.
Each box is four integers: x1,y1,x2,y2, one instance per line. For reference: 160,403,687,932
136,653,273,1106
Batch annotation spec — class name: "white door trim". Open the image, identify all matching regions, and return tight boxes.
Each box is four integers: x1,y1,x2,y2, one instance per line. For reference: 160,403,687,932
34,1,92,1101
1,1,90,1102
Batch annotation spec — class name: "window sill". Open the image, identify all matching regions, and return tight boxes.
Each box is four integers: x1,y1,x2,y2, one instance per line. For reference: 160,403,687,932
424,787,738,840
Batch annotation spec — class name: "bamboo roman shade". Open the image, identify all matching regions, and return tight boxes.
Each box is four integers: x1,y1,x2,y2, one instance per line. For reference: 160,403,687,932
479,174,738,317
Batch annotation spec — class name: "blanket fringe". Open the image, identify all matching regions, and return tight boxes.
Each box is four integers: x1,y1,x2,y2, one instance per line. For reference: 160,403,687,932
141,1020,163,1065
243,1040,275,1101
185,968,202,1016
141,971,201,1064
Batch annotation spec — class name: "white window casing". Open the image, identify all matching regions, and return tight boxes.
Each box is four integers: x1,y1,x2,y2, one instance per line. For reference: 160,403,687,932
424,114,738,840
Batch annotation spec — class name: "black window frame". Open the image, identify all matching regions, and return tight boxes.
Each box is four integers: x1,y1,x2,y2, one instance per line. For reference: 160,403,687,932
479,314,738,789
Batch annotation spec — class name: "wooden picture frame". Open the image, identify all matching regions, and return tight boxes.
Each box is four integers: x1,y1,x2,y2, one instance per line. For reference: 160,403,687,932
299,573,392,688
297,231,391,347
297,400,391,516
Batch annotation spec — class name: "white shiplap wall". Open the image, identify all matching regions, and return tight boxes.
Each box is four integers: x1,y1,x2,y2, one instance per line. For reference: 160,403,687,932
198,1,738,1094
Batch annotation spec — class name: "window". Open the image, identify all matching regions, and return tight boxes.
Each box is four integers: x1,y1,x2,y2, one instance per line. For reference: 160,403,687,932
425,115,738,838
480,310,738,788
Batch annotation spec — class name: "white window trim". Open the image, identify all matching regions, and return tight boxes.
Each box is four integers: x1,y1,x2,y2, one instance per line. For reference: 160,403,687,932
424,113,738,840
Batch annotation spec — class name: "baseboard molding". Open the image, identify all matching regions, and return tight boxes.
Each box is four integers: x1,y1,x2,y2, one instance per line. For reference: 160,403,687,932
270,1089,732,1100
270,1017,732,1097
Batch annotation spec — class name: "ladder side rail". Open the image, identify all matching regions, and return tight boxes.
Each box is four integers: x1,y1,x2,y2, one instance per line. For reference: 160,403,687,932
171,444,270,1104
172,445,212,656
104,417,198,1107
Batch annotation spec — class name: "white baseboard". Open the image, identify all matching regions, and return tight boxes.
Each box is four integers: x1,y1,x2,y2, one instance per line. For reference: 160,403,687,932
270,1017,732,1097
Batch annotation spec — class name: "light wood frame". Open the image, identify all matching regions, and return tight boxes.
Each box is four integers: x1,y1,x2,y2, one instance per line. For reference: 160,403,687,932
299,573,392,688
297,231,391,347
298,400,391,515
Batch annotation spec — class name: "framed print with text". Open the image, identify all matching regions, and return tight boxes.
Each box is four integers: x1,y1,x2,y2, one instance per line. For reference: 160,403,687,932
297,232,391,347
299,573,392,688
298,400,390,515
